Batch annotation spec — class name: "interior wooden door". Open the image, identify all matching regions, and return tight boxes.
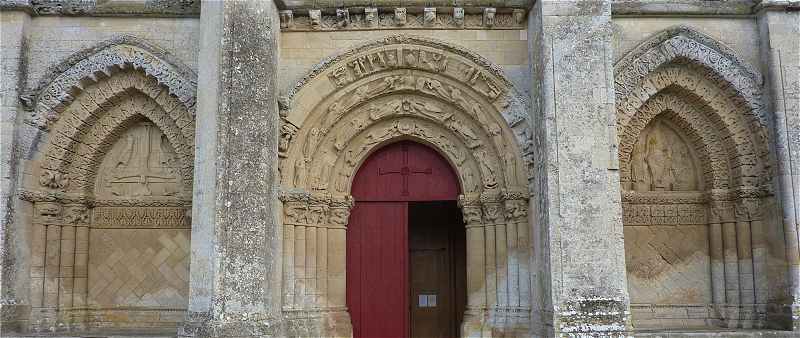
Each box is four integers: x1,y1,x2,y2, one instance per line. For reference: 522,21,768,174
348,141,461,338
409,202,466,338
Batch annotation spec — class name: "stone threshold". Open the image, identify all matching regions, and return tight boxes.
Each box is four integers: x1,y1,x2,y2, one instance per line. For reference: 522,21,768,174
633,329,800,337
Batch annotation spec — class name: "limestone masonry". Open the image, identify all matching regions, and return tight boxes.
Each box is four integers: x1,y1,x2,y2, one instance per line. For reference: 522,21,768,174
0,0,799,337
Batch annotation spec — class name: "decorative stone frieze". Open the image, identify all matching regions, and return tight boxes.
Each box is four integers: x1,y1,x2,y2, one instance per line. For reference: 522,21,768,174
0,0,200,16
279,7,526,31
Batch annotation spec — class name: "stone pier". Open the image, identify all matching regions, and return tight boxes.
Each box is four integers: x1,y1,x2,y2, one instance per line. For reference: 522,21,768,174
180,0,282,336
528,0,630,336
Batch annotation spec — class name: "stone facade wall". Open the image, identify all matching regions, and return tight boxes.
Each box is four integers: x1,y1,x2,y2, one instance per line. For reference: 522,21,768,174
278,29,530,98
2,1,799,337
612,17,762,68
24,17,199,88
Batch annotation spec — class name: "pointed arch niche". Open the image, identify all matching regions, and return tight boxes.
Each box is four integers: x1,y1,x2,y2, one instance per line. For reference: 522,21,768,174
18,37,196,333
278,35,534,337
615,27,782,330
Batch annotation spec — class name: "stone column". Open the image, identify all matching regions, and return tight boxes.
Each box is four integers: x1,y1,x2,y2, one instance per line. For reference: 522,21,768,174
181,0,282,336
708,201,726,325
459,196,487,337
527,0,630,336
0,8,31,334
757,3,800,330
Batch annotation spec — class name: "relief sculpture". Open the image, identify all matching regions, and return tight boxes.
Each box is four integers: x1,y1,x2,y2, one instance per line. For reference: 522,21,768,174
630,119,698,192
97,122,180,198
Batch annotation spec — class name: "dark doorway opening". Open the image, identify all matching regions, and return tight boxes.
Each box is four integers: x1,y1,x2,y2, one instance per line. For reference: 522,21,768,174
409,201,466,338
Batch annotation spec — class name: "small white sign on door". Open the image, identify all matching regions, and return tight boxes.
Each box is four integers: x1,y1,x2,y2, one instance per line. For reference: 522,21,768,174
418,294,437,307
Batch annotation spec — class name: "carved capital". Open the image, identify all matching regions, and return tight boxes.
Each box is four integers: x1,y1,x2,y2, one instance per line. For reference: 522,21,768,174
329,196,353,227
708,200,735,224
63,204,90,225
461,205,482,226
503,199,528,223
735,198,762,222
34,201,63,223
482,202,505,225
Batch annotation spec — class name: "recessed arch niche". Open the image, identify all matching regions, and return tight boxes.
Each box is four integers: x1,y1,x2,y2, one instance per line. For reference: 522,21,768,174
18,36,196,333
278,35,533,337
615,26,777,330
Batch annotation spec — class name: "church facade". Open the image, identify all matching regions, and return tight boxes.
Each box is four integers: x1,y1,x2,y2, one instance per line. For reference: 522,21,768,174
1,0,799,337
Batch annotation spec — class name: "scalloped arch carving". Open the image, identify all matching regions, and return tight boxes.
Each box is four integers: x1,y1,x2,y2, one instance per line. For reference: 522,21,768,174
23,35,197,131
35,70,195,200
615,27,771,193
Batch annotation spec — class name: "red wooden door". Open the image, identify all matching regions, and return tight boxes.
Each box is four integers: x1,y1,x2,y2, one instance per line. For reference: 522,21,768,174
347,141,460,338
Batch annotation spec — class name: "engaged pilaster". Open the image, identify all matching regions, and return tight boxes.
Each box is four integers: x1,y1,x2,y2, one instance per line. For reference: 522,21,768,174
181,0,282,336
527,0,630,336
757,3,800,330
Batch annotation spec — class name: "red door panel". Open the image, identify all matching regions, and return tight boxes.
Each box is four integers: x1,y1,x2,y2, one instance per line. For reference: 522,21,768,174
347,141,461,338
351,141,460,202
347,202,408,338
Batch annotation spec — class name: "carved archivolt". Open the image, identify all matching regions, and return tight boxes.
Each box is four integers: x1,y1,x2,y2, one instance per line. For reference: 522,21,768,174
615,26,771,195
281,35,532,194
21,35,197,131
279,35,533,336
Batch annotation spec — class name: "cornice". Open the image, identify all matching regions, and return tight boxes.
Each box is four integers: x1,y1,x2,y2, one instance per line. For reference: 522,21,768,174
0,0,199,17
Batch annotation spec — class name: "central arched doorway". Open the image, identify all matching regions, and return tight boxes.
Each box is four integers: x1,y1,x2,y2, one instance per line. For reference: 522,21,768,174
347,141,466,338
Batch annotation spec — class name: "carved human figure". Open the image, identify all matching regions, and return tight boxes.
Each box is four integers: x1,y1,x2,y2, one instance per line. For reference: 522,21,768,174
294,158,308,187
417,77,451,100
631,119,697,191
447,118,481,148
504,149,517,186
475,149,498,189
304,127,320,159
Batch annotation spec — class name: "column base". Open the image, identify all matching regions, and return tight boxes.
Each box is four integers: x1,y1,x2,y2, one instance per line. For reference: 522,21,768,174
0,303,29,334
556,298,629,336
179,311,283,337
284,309,352,338
461,307,532,337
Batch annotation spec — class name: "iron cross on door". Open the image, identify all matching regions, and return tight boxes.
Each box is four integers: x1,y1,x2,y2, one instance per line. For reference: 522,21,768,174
377,143,433,196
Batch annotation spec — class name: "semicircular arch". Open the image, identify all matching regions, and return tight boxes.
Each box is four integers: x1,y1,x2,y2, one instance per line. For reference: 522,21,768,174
281,35,530,198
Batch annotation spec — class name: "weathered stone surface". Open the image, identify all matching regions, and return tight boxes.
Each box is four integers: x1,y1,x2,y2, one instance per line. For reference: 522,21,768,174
528,0,630,336
0,0,199,16
0,9,31,334
180,0,282,336
757,7,800,330
2,0,800,336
